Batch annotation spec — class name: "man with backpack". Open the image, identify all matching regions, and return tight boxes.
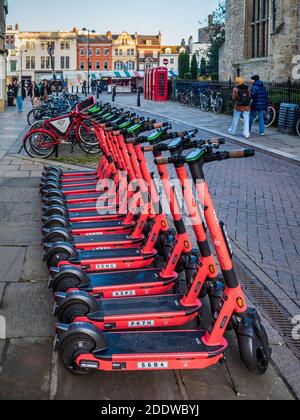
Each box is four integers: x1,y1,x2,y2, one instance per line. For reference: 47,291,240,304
228,77,252,139
250,75,268,136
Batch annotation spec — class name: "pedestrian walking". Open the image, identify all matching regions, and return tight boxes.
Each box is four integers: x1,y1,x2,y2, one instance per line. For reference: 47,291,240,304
82,80,87,96
14,80,26,113
250,75,268,136
229,77,252,139
40,80,51,102
28,81,41,108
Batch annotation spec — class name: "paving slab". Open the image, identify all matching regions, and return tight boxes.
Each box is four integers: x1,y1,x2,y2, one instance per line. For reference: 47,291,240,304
180,336,293,400
0,222,41,246
0,338,52,400
0,247,26,283
0,283,53,339
0,202,41,222
54,364,182,401
1,177,40,188
21,246,49,283
0,186,38,203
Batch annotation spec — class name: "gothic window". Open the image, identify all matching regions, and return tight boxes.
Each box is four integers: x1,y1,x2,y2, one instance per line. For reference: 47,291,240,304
246,0,270,59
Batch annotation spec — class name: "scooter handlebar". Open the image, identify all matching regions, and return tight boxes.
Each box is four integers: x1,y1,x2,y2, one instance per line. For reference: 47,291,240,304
228,149,255,159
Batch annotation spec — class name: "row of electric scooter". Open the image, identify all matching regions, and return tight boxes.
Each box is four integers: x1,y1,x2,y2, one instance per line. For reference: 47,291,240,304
40,98,271,382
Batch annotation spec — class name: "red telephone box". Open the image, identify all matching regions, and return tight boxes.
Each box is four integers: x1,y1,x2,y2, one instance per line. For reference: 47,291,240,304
144,67,168,102
153,67,168,102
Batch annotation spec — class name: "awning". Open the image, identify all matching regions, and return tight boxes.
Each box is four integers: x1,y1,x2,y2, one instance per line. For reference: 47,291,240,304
168,71,178,78
100,71,145,79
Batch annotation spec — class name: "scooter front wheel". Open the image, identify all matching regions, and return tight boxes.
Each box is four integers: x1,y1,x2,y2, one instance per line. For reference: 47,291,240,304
237,316,270,375
60,334,96,375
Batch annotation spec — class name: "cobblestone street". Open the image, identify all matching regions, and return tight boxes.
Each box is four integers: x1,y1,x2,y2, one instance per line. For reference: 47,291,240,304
0,98,299,400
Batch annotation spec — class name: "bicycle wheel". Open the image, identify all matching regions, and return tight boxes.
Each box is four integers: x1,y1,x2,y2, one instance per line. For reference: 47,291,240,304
296,119,300,137
264,106,276,128
78,122,98,147
24,131,55,159
78,140,100,155
27,108,42,126
201,96,210,112
213,98,223,114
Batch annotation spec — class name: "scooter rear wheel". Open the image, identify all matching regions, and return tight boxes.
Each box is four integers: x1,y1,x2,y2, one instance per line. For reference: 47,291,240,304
58,302,90,324
54,276,80,293
60,334,96,375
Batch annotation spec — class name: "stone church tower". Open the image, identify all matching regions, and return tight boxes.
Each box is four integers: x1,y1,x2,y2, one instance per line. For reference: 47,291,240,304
219,0,300,82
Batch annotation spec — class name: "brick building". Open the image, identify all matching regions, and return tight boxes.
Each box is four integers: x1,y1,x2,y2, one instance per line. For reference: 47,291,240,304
219,0,300,82
136,33,162,71
77,33,112,72
0,0,8,112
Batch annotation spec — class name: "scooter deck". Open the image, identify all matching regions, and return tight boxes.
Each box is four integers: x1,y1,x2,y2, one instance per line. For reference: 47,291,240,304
89,295,199,320
73,234,144,246
70,220,134,230
83,269,170,290
95,331,224,358
73,247,145,262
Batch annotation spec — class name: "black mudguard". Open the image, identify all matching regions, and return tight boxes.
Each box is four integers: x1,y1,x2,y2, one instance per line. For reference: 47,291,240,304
57,291,100,315
50,265,90,290
42,215,70,229
44,242,78,269
42,228,73,244
55,322,108,353
42,205,68,218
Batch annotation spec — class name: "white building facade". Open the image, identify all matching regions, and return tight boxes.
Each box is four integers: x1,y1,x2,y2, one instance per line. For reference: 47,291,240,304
159,46,181,74
6,26,78,83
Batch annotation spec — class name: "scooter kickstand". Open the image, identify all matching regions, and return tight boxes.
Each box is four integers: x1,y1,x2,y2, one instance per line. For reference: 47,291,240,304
221,356,241,397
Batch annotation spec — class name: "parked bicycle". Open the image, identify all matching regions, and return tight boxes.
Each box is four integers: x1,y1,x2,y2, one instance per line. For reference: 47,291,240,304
23,97,99,159
200,89,223,114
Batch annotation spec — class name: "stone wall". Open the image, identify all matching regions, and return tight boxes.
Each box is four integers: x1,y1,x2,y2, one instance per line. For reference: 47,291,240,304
219,0,300,83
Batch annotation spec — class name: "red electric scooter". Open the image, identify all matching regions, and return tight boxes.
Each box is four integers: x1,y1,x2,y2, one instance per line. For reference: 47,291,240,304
53,141,224,332
54,146,271,377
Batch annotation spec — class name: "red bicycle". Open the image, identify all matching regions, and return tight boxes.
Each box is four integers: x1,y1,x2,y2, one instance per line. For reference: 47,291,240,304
23,97,100,159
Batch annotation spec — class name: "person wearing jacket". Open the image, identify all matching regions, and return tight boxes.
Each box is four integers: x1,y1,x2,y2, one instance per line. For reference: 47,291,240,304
40,80,51,102
13,80,26,113
228,77,252,139
250,75,268,136
28,81,41,107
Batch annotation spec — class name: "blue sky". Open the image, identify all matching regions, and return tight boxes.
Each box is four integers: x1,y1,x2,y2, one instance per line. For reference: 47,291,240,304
7,0,219,44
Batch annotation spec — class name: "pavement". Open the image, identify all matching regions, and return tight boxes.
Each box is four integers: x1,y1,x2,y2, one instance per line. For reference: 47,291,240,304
0,98,298,400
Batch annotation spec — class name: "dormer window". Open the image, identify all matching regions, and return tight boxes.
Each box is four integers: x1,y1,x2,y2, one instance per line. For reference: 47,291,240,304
146,40,152,46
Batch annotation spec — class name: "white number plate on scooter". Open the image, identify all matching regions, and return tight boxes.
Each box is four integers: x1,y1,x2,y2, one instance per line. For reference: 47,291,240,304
129,320,155,328
95,264,117,270
137,361,169,369
112,290,136,297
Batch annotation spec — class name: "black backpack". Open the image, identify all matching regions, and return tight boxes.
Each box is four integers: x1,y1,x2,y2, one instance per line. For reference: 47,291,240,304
236,86,251,106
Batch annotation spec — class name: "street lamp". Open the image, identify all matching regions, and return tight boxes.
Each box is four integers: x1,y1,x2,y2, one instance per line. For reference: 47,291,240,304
82,28,96,95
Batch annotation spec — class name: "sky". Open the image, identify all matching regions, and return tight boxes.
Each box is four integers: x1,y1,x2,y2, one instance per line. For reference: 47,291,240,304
6,0,219,44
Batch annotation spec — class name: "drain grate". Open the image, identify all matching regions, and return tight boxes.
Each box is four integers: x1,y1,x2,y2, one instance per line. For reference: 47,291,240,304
234,257,300,361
